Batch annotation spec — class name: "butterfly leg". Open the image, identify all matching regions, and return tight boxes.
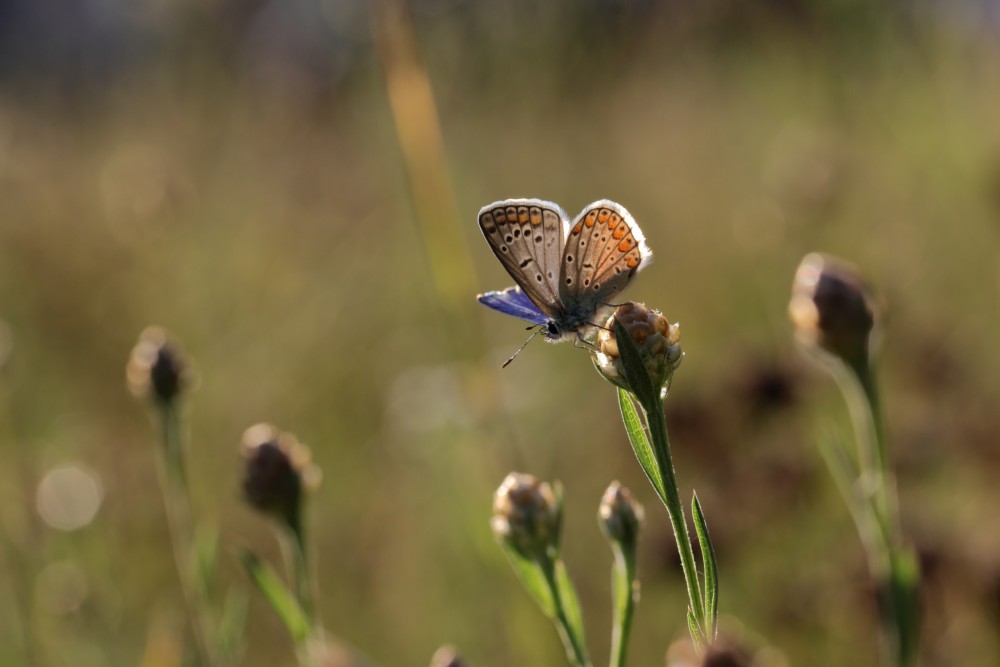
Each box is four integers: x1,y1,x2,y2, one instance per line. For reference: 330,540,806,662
573,333,601,353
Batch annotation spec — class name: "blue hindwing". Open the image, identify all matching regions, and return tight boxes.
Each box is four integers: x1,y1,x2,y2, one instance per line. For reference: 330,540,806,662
476,286,550,326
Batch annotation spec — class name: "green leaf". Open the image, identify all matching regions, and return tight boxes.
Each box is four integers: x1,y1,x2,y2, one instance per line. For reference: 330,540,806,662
552,481,566,558
194,524,219,597
686,607,704,654
498,542,556,618
553,560,587,657
617,388,667,506
691,493,718,638
612,318,658,408
240,550,311,644
217,586,249,661
817,433,877,549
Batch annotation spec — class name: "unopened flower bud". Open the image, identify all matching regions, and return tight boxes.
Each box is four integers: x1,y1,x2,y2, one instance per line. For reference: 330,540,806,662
241,423,321,529
126,327,191,404
788,253,877,366
598,481,644,548
491,472,561,561
593,302,682,397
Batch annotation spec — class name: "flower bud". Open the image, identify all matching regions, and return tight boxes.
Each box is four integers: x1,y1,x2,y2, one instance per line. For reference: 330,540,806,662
593,302,682,397
241,423,320,529
788,253,876,366
598,481,644,548
126,327,191,405
491,472,561,561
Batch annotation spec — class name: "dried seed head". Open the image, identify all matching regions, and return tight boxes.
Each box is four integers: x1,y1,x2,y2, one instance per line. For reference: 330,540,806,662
126,327,191,404
598,481,644,548
491,472,561,561
241,423,320,529
593,302,682,397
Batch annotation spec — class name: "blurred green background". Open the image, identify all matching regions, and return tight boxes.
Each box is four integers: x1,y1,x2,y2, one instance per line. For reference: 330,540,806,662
1,0,999,665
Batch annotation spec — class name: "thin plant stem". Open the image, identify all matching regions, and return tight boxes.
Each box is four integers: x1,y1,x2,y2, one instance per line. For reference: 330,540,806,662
608,544,636,667
640,394,707,632
280,518,316,629
833,356,919,667
541,558,591,667
157,403,220,667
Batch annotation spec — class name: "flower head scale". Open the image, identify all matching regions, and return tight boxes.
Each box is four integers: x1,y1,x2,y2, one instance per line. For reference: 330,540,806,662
241,423,321,530
126,326,192,405
593,302,682,398
789,253,877,367
491,472,562,562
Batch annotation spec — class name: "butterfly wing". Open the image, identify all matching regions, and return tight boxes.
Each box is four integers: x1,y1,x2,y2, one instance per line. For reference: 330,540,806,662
477,286,550,325
558,200,651,315
478,199,570,318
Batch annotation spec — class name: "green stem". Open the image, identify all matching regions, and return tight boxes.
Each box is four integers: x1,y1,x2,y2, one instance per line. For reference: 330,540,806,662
640,394,706,633
837,357,919,667
608,544,636,667
158,403,220,667
282,517,316,629
542,559,591,667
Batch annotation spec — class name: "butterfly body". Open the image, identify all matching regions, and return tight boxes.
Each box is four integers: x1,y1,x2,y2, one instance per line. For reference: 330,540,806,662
477,198,651,344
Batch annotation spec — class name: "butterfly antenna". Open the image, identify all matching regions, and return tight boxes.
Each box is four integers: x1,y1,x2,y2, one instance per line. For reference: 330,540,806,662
502,327,544,368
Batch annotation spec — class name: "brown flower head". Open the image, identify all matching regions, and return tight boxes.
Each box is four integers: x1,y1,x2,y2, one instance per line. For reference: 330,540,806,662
241,423,320,529
598,481,644,548
126,326,191,404
491,472,561,561
593,302,682,397
789,253,877,366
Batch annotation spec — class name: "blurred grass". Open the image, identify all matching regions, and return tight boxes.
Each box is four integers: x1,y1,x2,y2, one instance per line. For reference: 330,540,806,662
1,2,1000,665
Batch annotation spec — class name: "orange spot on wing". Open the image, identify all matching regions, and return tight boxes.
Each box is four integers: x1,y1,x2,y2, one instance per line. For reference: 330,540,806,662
517,207,529,224
608,214,620,229
572,222,583,235
598,209,610,224
618,240,632,253
585,211,597,227
494,209,507,224
626,257,639,269
613,227,626,240
529,208,542,225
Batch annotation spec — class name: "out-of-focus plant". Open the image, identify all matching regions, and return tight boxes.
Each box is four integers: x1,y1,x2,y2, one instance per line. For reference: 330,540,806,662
492,472,590,667
127,327,246,667
239,423,374,667
598,482,644,667
593,303,719,651
789,253,920,666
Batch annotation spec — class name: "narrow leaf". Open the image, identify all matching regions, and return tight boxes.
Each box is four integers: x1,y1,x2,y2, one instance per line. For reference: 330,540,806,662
686,607,704,654
691,493,718,638
217,586,249,660
612,318,659,407
817,433,878,549
194,524,219,597
498,542,556,618
617,388,667,506
240,550,310,643
553,560,587,657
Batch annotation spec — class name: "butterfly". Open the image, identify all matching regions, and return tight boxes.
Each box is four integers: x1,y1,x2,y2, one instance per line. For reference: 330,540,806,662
476,198,651,364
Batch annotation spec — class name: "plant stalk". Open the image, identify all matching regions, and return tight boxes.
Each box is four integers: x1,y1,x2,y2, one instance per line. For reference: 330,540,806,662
640,393,707,635
836,355,919,667
608,544,636,667
158,403,220,667
541,558,591,667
